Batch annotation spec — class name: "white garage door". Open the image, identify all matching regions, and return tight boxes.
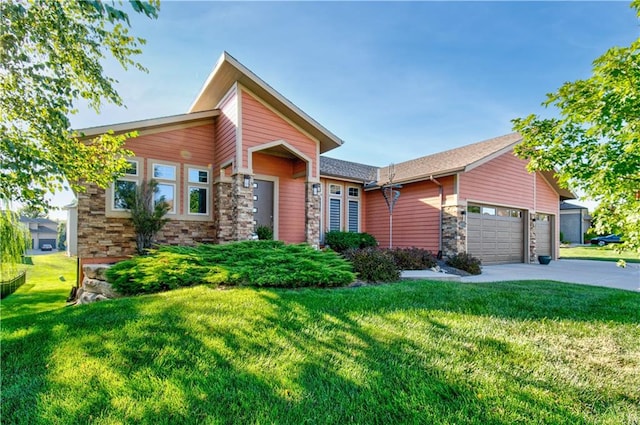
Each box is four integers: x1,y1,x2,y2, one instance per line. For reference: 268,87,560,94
535,213,553,257
467,204,524,264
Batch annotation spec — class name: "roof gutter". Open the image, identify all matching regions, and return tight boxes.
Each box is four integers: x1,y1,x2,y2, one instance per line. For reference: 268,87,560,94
429,175,443,259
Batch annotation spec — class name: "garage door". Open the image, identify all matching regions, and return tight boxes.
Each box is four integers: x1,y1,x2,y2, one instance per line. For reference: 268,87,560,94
535,213,552,257
467,204,524,264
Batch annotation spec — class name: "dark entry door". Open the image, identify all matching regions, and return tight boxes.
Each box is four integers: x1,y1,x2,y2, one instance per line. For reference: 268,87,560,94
253,180,274,231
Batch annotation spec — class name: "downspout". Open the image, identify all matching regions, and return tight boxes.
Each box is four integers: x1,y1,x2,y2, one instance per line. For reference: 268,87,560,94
429,176,443,259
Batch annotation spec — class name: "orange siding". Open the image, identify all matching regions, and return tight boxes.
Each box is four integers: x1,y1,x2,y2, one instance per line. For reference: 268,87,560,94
241,90,318,178
365,178,453,252
459,152,535,209
253,153,306,243
215,88,238,172
536,172,559,214
126,123,215,216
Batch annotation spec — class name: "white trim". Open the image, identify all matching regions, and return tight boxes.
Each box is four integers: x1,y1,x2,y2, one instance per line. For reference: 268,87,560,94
247,139,313,180
236,82,243,171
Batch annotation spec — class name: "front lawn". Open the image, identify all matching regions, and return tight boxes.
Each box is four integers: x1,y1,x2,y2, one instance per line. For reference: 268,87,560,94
560,245,640,263
1,252,76,319
2,276,638,424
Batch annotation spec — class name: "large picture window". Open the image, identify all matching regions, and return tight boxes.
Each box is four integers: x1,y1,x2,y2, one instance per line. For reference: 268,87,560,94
187,167,210,215
112,159,139,211
152,162,177,214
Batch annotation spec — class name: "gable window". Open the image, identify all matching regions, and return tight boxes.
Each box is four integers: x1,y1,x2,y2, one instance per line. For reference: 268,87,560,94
112,159,139,211
187,167,210,215
152,162,177,214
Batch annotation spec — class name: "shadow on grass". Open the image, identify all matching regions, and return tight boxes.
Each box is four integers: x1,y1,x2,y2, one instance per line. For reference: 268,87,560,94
1,280,638,424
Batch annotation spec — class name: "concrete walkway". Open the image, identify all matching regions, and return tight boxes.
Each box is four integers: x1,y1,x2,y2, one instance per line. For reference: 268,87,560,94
402,259,640,292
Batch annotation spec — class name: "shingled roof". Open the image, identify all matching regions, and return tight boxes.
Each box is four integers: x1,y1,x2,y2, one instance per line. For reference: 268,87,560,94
320,156,378,182
378,133,522,184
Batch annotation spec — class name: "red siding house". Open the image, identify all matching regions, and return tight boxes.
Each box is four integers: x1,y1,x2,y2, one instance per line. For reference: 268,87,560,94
74,52,573,277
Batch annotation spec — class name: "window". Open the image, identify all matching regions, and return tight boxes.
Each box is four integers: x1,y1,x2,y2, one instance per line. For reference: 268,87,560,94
348,187,359,197
112,159,139,211
482,207,496,216
329,198,341,231
330,184,342,195
348,200,359,232
187,167,210,215
468,205,481,214
152,162,177,214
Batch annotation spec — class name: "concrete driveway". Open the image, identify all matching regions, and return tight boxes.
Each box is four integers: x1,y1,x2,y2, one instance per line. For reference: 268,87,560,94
461,259,640,292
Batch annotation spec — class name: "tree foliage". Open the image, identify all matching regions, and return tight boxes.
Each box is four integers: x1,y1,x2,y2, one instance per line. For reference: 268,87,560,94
121,179,170,255
0,0,159,209
57,221,66,251
513,0,640,253
0,210,30,280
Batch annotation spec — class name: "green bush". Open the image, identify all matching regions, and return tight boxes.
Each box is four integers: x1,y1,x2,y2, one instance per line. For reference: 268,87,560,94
446,253,482,275
384,247,437,270
106,241,355,295
256,225,273,240
324,231,378,253
343,247,400,283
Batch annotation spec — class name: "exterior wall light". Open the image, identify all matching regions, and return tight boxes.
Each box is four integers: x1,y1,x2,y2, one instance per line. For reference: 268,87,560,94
243,175,251,188
312,183,321,195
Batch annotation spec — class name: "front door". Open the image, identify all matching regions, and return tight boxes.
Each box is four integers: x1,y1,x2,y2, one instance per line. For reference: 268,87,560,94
253,179,274,232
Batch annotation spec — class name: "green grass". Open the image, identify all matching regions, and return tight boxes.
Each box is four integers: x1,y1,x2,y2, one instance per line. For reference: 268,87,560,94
1,252,77,319
560,245,640,263
2,266,639,424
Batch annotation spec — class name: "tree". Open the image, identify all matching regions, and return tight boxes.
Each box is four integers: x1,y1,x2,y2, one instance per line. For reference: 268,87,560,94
18,203,47,219
57,221,66,251
0,210,30,280
0,0,159,210
512,0,640,254
122,180,170,255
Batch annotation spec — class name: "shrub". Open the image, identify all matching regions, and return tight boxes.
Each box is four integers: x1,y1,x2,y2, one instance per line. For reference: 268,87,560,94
106,241,355,295
324,231,377,253
256,225,273,240
384,247,437,270
446,253,482,275
343,247,400,283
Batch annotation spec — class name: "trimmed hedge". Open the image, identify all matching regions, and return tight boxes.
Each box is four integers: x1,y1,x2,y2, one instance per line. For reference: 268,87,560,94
324,231,378,253
446,253,482,275
384,247,437,270
343,247,400,283
106,241,355,295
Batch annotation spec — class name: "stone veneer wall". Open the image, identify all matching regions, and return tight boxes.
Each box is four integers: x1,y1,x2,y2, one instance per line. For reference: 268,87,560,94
305,183,321,247
231,174,255,241
442,205,466,258
528,215,537,262
214,180,234,242
77,184,217,258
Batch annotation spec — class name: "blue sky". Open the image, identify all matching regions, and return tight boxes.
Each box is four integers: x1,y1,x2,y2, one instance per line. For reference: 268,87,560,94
52,1,640,218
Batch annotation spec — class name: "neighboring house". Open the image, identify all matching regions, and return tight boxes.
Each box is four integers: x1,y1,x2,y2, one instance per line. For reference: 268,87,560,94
73,52,574,278
19,216,58,250
64,200,78,256
559,201,591,244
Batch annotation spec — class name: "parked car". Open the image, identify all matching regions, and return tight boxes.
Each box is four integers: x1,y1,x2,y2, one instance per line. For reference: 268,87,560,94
41,243,53,251
590,234,622,246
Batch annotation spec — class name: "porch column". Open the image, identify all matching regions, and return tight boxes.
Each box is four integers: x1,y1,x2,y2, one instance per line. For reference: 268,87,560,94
232,173,255,241
529,214,537,263
305,182,321,248
214,179,233,242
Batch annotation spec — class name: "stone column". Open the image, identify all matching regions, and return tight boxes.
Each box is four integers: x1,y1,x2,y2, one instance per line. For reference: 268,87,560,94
305,182,321,247
529,214,537,262
442,205,466,258
232,174,255,241
214,180,233,242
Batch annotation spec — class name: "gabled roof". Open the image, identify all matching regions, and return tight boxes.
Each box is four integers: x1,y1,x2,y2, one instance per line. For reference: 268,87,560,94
378,133,523,184
560,201,588,210
76,110,219,139
189,52,344,154
320,156,378,182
